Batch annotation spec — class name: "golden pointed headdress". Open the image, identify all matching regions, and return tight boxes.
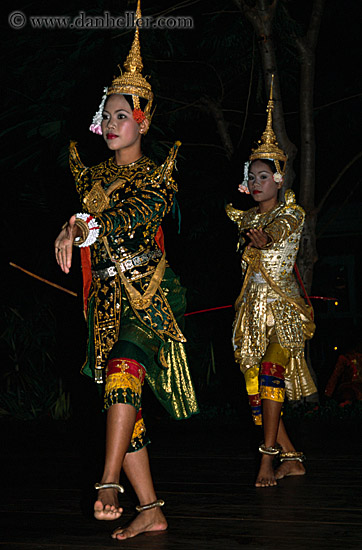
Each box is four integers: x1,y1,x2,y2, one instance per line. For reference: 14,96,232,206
108,0,153,115
89,1,153,134
249,75,287,175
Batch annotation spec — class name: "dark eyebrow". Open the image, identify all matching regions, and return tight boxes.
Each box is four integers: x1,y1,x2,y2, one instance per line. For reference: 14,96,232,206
102,108,130,114
249,170,272,175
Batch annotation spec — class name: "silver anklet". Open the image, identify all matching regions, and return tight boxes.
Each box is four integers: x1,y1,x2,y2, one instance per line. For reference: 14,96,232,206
136,499,165,512
259,443,281,456
279,451,305,463
94,482,125,493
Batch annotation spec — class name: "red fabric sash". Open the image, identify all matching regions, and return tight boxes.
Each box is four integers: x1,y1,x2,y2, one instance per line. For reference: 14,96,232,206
80,247,92,316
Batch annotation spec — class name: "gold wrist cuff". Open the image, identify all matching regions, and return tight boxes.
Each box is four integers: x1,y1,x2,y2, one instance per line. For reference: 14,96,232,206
73,218,89,247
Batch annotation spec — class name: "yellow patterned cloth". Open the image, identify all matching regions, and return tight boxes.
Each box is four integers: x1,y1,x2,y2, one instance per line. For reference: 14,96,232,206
226,190,317,401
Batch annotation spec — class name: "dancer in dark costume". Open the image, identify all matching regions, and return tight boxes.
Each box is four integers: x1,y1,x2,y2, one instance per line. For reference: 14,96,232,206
55,1,198,539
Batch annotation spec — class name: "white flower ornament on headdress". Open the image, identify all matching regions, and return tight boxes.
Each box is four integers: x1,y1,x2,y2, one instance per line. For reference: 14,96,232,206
273,172,283,183
238,161,251,194
89,87,108,135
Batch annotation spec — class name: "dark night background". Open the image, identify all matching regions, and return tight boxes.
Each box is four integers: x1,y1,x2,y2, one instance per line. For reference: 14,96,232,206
1,0,362,427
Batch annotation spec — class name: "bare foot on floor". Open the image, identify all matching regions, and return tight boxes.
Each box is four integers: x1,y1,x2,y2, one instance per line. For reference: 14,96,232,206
275,460,306,480
94,488,123,520
112,507,167,540
255,454,277,488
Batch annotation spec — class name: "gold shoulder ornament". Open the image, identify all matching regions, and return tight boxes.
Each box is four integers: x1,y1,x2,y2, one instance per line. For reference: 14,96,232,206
69,141,88,183
285,189,295,206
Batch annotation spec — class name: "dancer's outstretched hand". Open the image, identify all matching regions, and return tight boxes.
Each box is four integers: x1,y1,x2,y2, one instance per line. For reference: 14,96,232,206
55,215,79,274
246,228,270,249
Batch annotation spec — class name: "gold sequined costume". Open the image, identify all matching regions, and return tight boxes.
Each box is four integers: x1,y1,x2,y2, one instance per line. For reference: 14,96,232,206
226,190,317,423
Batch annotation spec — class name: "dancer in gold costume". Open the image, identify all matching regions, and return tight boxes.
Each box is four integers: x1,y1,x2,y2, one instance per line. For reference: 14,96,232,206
226,76,317,487
55,1,198,539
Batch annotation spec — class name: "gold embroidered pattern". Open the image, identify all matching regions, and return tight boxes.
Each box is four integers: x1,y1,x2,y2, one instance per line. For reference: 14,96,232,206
92,278,122,375
83,182,110,215
105,369,143,399
104,359,145,410
131,417,146,446
260,386,285,402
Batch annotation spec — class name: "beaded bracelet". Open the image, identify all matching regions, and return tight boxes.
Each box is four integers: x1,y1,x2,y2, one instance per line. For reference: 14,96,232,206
75,213,100,248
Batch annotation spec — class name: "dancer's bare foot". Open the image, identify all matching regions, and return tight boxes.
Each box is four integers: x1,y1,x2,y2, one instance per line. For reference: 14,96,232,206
255,454,277,488
94,487,123,520
275,460,306,480
111,507,167,540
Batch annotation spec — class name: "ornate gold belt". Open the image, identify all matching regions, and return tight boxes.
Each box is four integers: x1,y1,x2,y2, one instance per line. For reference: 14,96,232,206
92,248,163,280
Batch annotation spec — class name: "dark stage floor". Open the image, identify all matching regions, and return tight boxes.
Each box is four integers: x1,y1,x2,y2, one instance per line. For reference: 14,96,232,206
1,408,362,550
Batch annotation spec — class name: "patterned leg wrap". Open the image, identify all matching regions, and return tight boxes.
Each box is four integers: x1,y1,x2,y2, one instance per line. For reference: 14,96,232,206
243,365,262,426
104,358,149,452
248,393,262,426
260,362,286,403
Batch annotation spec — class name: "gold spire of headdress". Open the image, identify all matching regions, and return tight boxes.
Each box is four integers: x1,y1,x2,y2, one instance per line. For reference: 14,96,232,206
249,75,287,174
107,0,153,117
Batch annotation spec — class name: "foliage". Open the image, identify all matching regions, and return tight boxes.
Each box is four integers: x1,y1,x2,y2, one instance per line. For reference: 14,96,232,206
0,303,71,421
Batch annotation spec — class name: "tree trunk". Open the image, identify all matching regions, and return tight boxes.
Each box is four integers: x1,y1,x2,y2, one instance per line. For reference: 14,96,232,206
295,0,325,292
297,211,318,294
236,0,325,291
235,0,297,189
200,97,235,160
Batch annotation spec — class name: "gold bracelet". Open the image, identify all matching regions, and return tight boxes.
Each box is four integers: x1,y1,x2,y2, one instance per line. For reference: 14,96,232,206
73,218,89,247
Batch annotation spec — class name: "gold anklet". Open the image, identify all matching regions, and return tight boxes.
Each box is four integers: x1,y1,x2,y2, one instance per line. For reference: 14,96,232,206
279,451,305,463
94,482,125,493
136,499,165,512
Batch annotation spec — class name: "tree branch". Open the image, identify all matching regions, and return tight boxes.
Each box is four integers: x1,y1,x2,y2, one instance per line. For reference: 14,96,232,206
159,140,227,152
316,151,362,214
317,179,362,238
296,0,325,210
236,0,297,188
199,97,234,159
307,0,326,48
237,34,256,148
